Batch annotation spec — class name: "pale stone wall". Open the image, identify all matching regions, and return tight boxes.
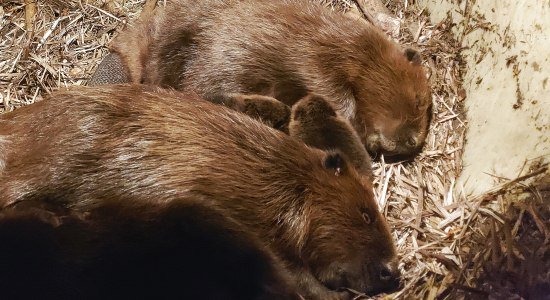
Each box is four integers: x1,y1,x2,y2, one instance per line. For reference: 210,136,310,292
417,0,549,196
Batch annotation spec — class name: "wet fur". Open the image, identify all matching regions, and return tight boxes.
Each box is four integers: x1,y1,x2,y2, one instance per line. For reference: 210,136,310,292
0,85,399,299
109,0,432,159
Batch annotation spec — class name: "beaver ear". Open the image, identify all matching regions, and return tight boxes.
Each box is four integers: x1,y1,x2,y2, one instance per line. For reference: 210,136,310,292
305,95,337,118
292,94,336,121
404,48,422,66
323,152,346,176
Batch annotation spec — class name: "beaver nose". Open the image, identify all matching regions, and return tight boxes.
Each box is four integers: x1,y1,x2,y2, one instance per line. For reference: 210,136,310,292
379,266,395,281
405,136,418,148
380,267,391,281
378,263,401,292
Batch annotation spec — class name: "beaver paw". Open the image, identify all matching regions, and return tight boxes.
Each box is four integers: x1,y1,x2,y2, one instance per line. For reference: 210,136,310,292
238,94,291,133
205,93,290,133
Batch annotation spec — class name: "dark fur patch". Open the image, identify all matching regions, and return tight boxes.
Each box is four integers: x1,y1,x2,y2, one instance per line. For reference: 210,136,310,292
0,200,298,300
404,48,422,65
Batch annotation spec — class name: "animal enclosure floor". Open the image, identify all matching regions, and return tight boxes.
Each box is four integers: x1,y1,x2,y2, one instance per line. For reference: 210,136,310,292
0,1,547,299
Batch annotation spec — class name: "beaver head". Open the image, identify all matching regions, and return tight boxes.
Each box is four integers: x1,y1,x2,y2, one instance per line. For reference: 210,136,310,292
350,47,432,161
293,152,401,296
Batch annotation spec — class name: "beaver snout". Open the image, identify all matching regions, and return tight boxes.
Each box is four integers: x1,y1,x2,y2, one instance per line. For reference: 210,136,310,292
350,261,402,296
320,260,402,296
372,262,401,295
405,135,420,149
367,131,423,162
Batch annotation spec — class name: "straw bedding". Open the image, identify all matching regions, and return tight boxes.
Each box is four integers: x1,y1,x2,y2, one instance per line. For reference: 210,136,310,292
0,1,547,298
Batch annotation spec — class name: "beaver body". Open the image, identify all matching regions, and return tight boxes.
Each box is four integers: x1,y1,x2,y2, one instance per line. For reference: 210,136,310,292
105,0,432,159
0,198,298,300
0,85,399,299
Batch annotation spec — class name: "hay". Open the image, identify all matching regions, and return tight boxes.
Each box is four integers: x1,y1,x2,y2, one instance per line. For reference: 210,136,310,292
0,1,548,299
0,0,142,112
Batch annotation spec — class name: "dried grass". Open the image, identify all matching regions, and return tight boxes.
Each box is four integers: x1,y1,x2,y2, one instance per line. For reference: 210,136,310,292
0,1,548,299
0,0,142,112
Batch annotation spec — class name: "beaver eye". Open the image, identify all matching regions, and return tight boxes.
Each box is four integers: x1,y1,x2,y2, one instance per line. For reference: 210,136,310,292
362,212,372,224
415,96,422,110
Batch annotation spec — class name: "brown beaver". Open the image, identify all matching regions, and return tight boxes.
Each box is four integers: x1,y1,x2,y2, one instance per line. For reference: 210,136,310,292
95,0,432,160
0,85,399,299
0,197,298,300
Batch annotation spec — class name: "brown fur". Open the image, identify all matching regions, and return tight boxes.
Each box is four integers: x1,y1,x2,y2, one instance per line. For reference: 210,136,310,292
289,95,372,179
0,197,298,300
111,0,432,159
87,58,292,133
208,93,291,133
0,85,400,298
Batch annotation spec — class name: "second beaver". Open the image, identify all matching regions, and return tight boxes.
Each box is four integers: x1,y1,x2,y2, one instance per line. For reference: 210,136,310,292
0,85,399,299
100,0,432,160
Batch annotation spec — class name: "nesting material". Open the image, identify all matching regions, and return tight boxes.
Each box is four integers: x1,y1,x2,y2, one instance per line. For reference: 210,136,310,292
0,0,141,112
0,1,547,299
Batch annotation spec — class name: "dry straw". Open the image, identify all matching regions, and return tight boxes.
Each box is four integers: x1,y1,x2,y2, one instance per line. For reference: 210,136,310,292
0,1,547,299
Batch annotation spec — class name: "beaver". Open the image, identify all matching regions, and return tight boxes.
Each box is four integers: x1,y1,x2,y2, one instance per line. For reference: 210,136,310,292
0,197,298,300
0,84,399,299
94,0,432,160
289,95,372,178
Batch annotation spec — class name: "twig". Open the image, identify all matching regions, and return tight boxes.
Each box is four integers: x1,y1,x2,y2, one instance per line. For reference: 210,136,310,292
37,17,62,50
24,0,37,39
350,0,376,24
527,202,548,238
473,166,548,202
413,166,424,240
378,165,393,210
413,19,426,42
143,0,158,16
502,220,514,271
86,3,121,22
